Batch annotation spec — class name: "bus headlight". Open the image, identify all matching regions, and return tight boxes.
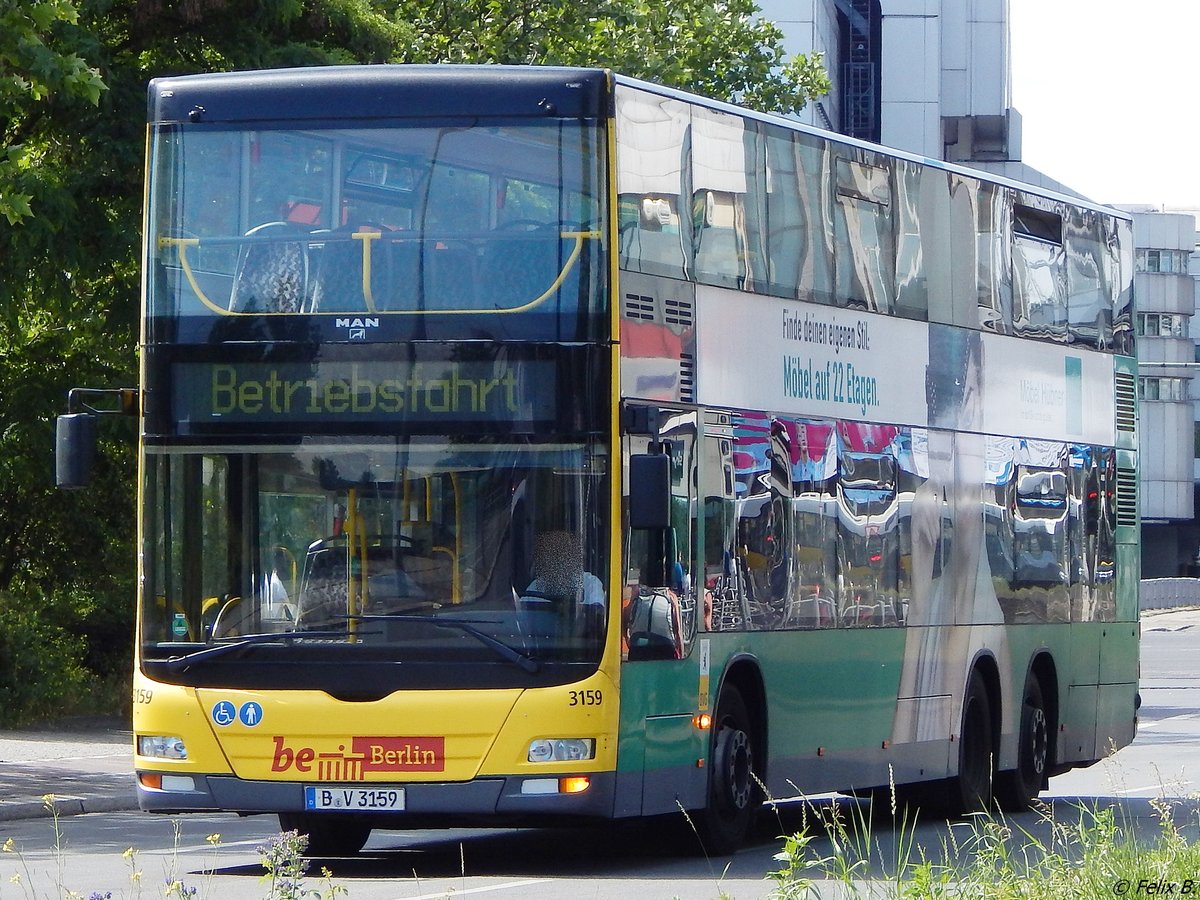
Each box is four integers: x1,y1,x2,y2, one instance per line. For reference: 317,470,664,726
527,738,595,763
138,735,188,760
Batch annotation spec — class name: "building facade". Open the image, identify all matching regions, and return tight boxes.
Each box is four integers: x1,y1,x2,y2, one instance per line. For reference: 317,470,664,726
1122,211,1198,575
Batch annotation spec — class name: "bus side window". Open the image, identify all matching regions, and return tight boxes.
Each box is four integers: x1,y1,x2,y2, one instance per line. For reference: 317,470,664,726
615,90,691,281
618,194,688,279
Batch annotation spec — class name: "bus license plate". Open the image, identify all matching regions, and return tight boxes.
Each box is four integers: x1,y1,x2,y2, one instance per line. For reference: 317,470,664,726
304,786,405,811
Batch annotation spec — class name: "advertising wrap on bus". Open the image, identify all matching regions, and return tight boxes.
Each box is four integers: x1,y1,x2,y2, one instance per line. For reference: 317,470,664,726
696,287,1117,446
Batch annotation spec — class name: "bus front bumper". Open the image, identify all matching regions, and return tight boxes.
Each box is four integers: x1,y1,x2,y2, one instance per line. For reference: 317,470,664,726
135,771,618,824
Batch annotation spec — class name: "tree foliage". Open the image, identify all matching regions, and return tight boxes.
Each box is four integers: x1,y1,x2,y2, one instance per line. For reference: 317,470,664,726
395,0,830,116
0,0,827,723
1,0,106,225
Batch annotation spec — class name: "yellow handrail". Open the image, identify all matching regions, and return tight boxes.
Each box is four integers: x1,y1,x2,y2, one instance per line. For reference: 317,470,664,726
158,231,600,317
159,237,227,316
345,488,366,641
353,231,381,314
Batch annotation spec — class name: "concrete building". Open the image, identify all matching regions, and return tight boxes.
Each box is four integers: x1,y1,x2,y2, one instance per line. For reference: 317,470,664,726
1117,210,1198,575
760,0,1199,574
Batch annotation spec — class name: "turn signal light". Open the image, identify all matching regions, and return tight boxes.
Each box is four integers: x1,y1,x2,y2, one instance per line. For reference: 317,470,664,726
559,776,590,794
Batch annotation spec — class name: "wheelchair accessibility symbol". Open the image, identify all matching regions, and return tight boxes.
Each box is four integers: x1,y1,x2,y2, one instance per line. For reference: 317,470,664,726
211,700,236,727
212,700,264,727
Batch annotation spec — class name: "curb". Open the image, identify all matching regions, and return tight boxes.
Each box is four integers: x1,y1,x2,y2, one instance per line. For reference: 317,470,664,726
0,794,138,823
0,769,138,823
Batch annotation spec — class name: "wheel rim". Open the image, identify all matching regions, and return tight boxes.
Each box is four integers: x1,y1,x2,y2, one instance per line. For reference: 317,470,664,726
1027,705,1048,778
725,728,752,810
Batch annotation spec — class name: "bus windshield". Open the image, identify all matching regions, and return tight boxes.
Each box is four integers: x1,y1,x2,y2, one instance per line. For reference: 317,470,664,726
140,438,609,693
147,118,607,343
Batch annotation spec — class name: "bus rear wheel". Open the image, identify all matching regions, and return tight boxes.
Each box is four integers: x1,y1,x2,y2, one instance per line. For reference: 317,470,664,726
950,671,994,815
277,813,371,857
696,685,760,854
997,676,1050,811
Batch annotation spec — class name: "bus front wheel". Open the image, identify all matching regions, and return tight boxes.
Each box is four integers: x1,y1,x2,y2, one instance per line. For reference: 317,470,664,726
696,685,760,854
277,813,371,857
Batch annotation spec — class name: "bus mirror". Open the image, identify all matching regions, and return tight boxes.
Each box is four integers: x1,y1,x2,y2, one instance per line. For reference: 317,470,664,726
629,453,670,529
56,413,97,490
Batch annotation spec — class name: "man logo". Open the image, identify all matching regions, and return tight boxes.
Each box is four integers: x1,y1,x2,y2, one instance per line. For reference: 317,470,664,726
336,317,378,341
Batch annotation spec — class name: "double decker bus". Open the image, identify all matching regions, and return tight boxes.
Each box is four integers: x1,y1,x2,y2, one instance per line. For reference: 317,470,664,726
58,65,1139,855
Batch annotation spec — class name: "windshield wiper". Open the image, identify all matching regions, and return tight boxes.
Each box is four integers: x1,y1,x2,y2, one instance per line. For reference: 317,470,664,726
162,629,359,673
351,614,541,674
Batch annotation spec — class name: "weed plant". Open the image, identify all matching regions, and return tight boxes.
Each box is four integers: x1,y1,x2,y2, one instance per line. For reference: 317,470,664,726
1,796,344,900
766,774,1200,899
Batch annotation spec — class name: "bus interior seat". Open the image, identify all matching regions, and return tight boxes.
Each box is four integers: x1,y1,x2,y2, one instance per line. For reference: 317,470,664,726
423,243,479,309
310,224,399,312
483,236,566,308
229,222,310,313
783,592,834,628
297,547,348,625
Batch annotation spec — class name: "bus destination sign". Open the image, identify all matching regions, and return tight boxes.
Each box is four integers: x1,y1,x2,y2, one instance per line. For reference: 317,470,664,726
171,359,556,429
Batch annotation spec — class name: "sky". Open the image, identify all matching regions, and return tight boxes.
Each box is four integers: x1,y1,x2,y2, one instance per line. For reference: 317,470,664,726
1009,0,1200,209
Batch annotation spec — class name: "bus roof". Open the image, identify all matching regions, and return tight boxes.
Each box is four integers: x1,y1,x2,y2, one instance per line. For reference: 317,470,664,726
611,71,1131,223
148,65,612,125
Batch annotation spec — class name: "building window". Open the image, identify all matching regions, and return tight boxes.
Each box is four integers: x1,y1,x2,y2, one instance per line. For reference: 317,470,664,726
1136,313,1190,337
1137,248,1189,273
1138,376,1189,401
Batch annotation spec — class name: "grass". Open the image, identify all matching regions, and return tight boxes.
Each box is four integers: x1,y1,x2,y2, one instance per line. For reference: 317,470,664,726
764,775,1200,899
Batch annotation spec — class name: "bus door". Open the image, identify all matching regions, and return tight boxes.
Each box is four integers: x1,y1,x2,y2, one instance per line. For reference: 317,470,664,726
620,405,704,816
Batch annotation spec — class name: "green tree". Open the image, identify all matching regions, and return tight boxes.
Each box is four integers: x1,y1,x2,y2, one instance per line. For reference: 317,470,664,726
0,0,827,723
1,0,126,718
0,0,106,225
395,0,831,115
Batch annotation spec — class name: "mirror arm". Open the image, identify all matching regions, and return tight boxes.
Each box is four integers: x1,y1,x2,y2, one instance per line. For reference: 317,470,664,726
66,387,139,417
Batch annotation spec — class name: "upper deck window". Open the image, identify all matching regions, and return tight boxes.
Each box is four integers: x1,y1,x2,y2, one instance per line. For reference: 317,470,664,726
1014,204,1063,245
148,118,606,344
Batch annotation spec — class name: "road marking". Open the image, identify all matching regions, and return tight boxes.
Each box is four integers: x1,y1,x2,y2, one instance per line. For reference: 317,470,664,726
1111,780,1193,796
1139,713,1200,729
397,878,552,899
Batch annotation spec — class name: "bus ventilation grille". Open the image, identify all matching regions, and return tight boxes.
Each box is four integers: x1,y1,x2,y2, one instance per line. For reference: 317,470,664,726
664,296,694,329
1114,370,1137,434
1115,466,1138,527
622,291,694,329
679,354,695,402
624,292,655,321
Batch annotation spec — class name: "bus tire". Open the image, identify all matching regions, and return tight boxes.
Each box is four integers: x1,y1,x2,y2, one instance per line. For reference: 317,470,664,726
696,685,760,854
950,671,994,815
277,813,371,857
996,676,1050,811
